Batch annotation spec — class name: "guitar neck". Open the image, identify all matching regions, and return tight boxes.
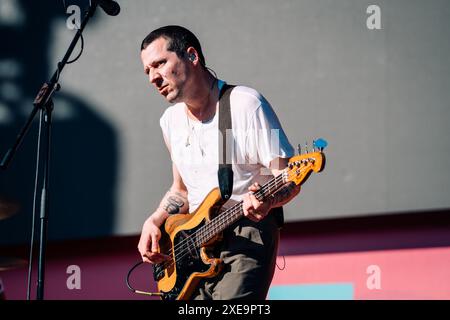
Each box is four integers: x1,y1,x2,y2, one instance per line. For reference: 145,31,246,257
195,171,287,246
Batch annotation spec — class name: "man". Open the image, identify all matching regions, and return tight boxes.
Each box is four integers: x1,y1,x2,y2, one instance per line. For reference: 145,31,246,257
138,25,301,300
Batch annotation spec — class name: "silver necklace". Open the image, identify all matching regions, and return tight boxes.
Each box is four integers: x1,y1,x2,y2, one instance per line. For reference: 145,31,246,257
184,79,218,156
185,114,206,156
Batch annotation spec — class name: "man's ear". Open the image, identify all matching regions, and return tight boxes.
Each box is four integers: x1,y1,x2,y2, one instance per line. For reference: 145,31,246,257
186,47,199,64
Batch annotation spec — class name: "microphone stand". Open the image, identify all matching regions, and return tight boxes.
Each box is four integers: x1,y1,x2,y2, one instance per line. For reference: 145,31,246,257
0,3,98,300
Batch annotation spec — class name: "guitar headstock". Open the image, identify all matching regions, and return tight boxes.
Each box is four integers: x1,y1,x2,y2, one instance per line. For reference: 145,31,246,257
285,139,327,186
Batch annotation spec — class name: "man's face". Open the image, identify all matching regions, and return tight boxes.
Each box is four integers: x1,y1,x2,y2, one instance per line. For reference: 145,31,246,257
140,37,189,103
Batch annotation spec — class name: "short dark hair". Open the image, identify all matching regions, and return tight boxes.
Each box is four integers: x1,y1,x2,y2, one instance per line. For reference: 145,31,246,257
140,25,206,68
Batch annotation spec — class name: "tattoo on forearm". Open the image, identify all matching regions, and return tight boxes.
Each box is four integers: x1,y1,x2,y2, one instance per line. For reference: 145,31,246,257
163,192,186,214
270,182,297,207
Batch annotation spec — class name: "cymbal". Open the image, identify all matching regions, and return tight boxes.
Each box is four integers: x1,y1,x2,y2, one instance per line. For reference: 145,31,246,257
0,196,20,220
0,256,27,271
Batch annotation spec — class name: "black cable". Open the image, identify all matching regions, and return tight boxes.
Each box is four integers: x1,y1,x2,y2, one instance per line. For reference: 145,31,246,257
60,0,84,67
54,10,85,70
126,260,144,293
276,255,286,271
126,260,163,297
206,66,218,80
66,33,84,64
26,110,44,300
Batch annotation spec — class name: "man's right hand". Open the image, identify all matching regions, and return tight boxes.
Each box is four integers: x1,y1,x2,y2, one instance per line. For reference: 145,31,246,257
137,174,188,264
137,215,170,264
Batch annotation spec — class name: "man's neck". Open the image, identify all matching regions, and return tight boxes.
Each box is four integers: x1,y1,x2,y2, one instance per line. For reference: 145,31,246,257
185,73,218,122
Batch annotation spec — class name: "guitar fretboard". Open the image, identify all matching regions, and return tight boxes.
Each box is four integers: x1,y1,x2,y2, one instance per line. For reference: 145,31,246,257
194,171,287,247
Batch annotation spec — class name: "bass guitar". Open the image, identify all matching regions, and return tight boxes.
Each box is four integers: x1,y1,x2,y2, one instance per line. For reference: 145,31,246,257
152,139,327,300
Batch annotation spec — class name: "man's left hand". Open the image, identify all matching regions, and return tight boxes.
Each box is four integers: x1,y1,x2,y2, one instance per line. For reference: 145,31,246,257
242,182,272,222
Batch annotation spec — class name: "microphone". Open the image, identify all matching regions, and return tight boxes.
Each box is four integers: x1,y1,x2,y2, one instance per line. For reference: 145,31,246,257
94,0,121,16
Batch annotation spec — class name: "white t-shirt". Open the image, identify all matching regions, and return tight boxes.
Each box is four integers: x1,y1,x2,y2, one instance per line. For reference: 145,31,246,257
160,80,294,213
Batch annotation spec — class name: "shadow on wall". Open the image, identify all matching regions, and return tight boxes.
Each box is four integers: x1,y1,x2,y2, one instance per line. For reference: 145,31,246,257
0,1,118,244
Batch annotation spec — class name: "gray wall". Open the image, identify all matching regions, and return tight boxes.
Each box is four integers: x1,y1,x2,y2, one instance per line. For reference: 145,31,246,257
1,0,449,243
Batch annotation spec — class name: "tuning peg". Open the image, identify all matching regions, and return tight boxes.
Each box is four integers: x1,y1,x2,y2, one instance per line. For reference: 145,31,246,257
305,141,309,153
313,138,328,152
313,140,316,152
297,144,301,154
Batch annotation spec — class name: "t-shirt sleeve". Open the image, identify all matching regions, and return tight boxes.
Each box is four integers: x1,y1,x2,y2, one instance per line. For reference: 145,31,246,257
246,99,295,168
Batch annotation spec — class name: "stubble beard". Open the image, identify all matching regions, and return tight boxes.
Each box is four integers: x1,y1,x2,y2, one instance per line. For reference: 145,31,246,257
166,85,184,104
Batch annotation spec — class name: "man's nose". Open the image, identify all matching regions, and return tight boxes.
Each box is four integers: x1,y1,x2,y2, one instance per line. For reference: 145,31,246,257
149,69,162,86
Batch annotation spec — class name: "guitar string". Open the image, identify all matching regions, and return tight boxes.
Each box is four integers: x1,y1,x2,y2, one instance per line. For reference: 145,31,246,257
155,170,288,271
155,179,285,273
156,165,310,272
158,167,309,273
157,165,309,272
165,171,294,270
175,170,287,251
195,171,288,244
167,170,286,255
192,164,310,249
157,164,309,273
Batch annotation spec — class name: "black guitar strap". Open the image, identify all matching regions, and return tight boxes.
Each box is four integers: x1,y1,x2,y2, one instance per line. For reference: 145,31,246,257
217,82,284,228
218,83,235,201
